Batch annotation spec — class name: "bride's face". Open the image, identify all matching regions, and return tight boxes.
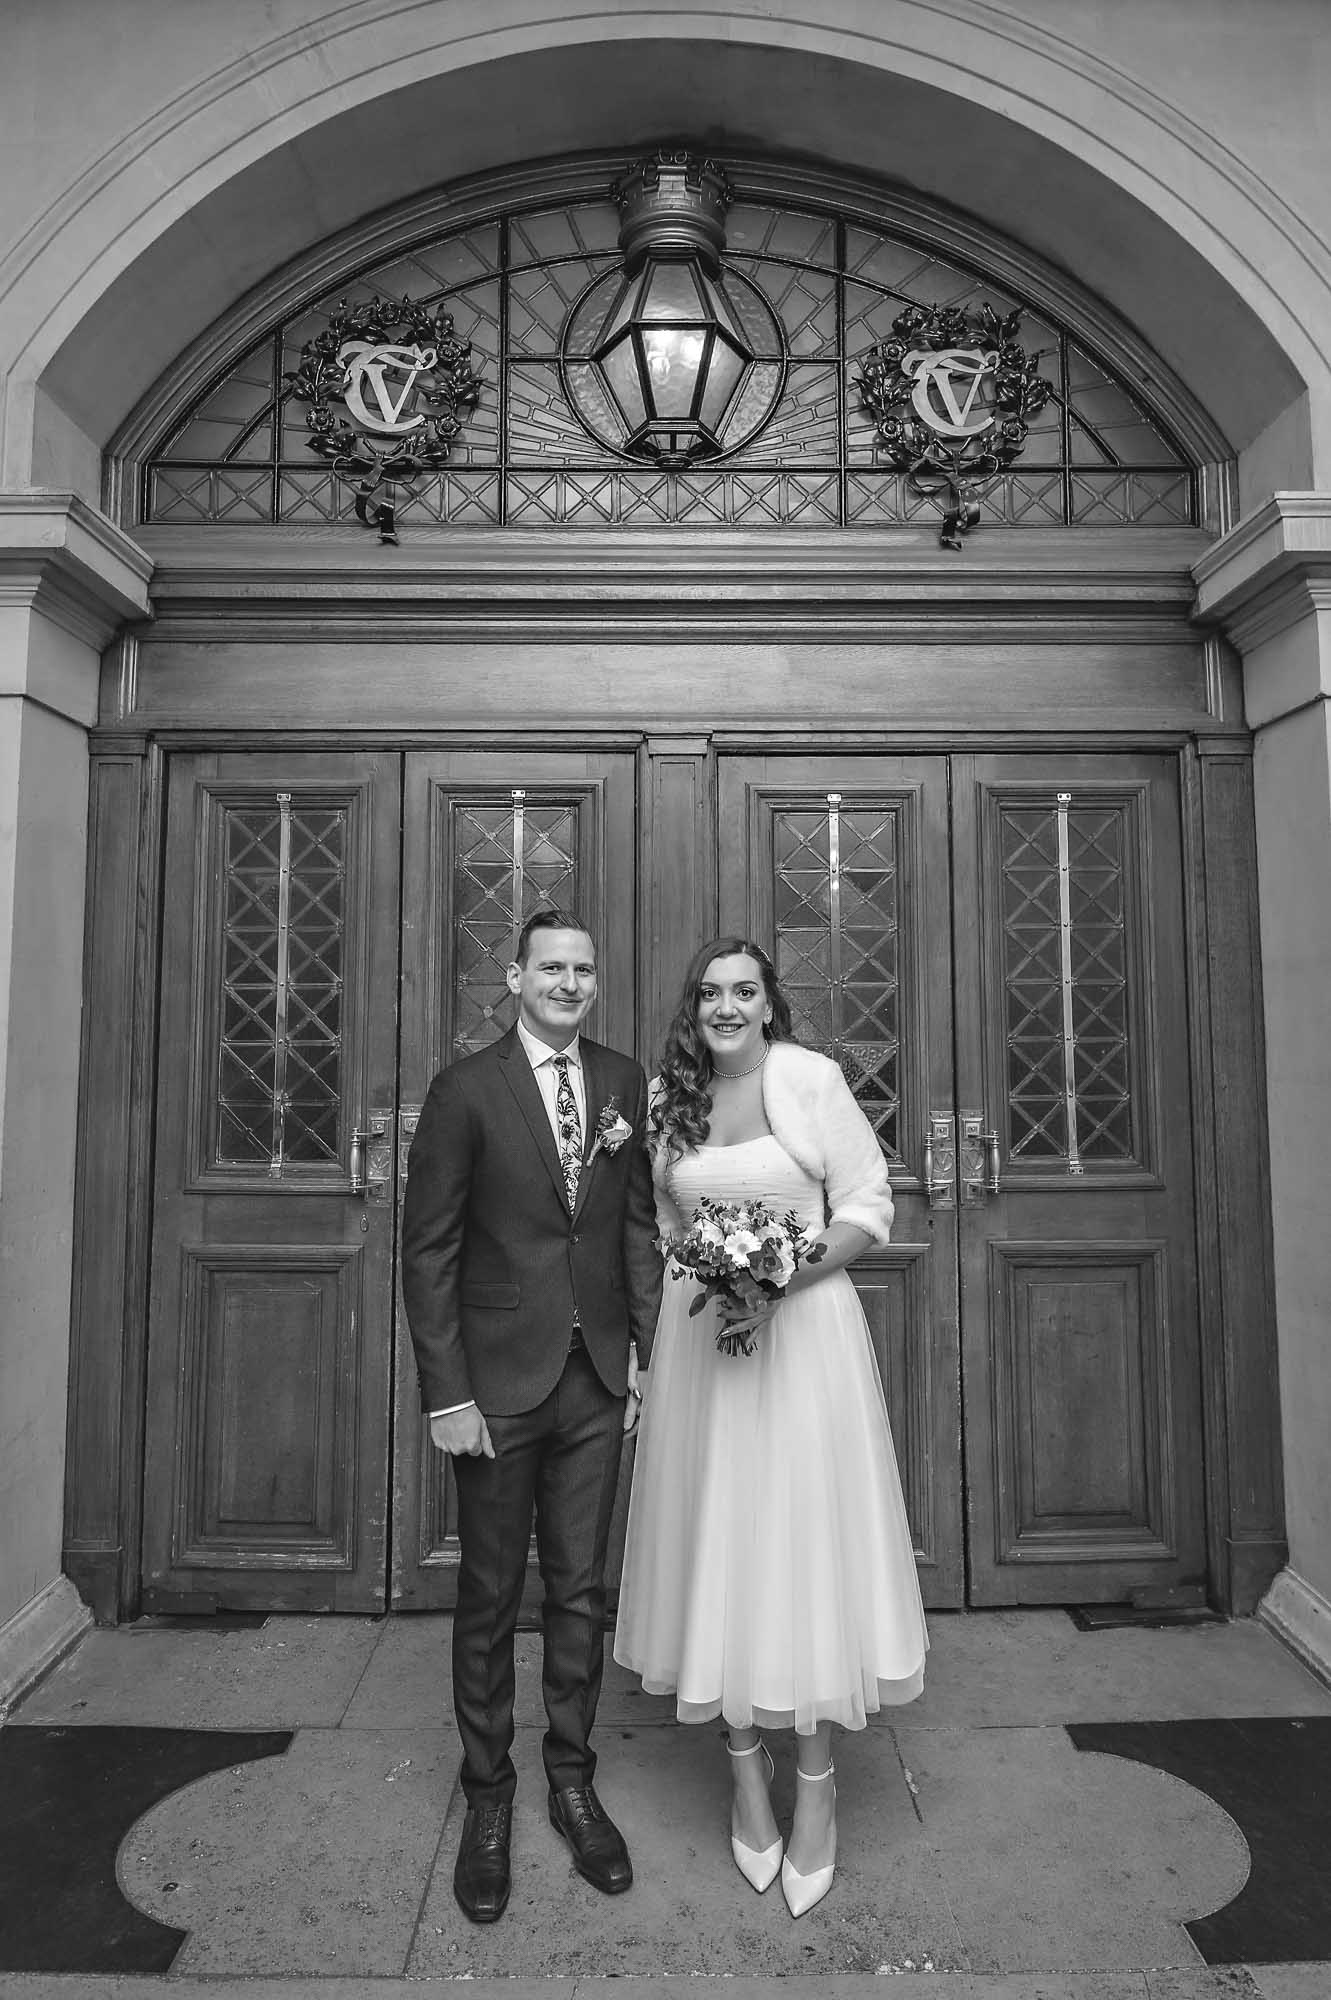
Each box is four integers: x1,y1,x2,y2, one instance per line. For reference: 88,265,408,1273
696,952,773,1069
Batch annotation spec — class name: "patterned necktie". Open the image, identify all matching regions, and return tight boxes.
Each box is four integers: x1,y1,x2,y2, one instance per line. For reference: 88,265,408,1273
552,1055,581,1209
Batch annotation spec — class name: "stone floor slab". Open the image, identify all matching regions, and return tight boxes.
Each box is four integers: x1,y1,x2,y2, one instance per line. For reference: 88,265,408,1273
1145,1971,1264,1995
346,1621,678,1731
117,1727,457,1975
408,1719,967,1978
12,1620,384,1730
908,1613,1331,1729
898,1724,1250,1974
1249,1969,1331,2000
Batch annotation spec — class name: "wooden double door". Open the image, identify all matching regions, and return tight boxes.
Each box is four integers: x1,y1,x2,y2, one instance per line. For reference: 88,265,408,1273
141,745,1206,1613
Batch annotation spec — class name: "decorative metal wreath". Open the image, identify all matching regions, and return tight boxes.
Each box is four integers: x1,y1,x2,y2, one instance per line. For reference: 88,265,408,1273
285,295,482,543
857,303,1052,548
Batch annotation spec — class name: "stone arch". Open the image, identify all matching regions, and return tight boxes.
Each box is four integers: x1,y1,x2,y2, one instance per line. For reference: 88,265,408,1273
1,6,1323,499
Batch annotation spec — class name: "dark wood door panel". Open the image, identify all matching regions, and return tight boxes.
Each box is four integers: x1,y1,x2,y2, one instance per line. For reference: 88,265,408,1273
392,750,638,1609
852,1245,961,1599
141,751,400,1614
954,754,1206,1606
717,755,964,1606
164,1241,366,1574
985,1238,1184,1595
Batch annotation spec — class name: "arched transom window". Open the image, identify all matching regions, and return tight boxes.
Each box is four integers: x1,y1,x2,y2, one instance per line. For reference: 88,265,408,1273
137,166,1214,534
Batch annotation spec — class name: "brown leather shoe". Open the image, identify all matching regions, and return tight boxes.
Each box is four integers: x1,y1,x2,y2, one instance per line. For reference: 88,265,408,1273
548,1784,633,1894
453,1802,512,1923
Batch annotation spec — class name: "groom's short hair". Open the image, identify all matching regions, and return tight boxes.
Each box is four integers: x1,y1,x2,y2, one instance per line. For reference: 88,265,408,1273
513,907,596,966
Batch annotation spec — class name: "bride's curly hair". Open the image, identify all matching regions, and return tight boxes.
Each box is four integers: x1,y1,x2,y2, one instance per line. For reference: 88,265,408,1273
652,936,795,1165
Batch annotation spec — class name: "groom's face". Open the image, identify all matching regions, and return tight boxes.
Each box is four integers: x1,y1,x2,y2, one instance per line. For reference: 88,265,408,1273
507,926,598,1049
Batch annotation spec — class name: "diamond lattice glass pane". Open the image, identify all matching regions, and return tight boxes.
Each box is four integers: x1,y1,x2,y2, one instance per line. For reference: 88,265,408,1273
726,364,840,465
1001,805,1067,1159
509,363,609,459
1070,470,1195,525
1066,808,1132,1159
162,342,277,464
355,226,503,297
1000,801,1137,1165
1065,345,1184,465
509,204,621,268
725,206,837,266
772,803,900,1155
450,799,578,1058
510,260,615,356
281,811,346,1163
215,803,346,1168
729,258,835,357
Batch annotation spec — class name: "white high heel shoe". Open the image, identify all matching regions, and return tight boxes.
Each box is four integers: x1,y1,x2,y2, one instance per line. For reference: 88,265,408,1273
726,1737,783,1893
781,1761,836,1918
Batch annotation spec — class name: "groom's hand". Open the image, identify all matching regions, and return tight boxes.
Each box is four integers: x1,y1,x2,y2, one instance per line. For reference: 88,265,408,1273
623,1349,644,1435
430,1405,495,1458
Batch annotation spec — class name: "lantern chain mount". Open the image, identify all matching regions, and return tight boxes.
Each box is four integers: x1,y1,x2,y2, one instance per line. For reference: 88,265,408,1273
560,149,787,469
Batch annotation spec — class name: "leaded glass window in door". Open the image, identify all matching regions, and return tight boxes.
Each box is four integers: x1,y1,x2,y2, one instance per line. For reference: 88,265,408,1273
450,791,579,1058
772,795,901,1161
999,795,1139,1171
213,795,346,1172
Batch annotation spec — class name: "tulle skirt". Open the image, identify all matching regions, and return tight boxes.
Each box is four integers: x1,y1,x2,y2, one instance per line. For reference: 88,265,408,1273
613,1262,928,1733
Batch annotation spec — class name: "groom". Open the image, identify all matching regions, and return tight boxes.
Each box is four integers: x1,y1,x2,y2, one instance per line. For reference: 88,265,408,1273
401,908,662,1924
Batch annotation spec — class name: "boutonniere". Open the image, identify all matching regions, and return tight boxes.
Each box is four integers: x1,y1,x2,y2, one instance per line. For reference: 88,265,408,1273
586,1096,633,1165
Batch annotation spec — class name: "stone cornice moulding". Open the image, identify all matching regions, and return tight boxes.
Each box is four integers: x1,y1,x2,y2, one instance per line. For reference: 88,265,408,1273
134,526,1209,626
1193,493,1331,651
0,494,152,653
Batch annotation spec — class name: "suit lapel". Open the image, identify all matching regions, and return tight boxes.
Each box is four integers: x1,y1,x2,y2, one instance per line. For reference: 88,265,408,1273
497,1029,570,1209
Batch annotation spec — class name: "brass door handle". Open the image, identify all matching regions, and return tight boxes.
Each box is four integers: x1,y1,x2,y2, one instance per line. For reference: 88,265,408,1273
924,1112,955,1209
959,1112,1001,1203
351,1114,392,1201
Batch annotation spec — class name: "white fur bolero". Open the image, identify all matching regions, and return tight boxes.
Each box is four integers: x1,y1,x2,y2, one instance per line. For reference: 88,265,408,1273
649,1039,895,1247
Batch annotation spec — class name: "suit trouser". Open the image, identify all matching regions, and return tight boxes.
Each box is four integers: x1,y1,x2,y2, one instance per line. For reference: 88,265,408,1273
451,1345,626,1807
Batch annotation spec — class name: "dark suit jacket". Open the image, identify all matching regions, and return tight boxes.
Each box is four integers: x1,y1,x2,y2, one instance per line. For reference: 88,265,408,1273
400,1026,663,1416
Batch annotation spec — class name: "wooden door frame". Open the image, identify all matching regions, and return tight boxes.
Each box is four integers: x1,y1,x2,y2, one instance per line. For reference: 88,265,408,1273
63,720,1285,1621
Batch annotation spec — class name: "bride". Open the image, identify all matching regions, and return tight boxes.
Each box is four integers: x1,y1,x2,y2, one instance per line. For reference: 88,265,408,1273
613,936,928,1918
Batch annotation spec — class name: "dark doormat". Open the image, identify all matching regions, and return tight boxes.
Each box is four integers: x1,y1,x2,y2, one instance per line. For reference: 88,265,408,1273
0,1724,290,1973
1067,1603,1224,1631
1069,1717,1331,1964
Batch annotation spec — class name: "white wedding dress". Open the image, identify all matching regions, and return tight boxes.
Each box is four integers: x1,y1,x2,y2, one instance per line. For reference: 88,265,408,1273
614,1133,928,1732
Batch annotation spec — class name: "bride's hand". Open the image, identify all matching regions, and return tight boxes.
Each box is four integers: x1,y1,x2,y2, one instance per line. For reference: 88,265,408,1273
720,1299,777,1339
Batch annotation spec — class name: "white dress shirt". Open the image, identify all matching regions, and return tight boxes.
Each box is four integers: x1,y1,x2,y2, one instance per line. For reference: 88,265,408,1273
428,1024,584,1419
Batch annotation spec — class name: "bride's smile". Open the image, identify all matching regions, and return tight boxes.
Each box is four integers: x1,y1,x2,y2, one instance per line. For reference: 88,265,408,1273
697,953,773,1074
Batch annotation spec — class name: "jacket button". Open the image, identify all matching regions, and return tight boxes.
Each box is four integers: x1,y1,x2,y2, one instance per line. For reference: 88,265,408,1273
571,1233,580,1244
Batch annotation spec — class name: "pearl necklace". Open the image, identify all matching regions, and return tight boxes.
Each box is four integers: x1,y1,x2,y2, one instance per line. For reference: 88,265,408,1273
712,1046,769,1082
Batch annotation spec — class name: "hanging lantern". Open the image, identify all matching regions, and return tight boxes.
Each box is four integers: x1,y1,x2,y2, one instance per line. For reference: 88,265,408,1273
561,151,783,468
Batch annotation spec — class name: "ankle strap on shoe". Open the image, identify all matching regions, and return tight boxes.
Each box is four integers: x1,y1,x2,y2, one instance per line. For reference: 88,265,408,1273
727,1737,766,1758
796,1762,835,1781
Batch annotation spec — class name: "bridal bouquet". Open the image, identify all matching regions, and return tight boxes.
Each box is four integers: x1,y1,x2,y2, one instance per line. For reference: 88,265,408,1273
667,1195,826,1356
